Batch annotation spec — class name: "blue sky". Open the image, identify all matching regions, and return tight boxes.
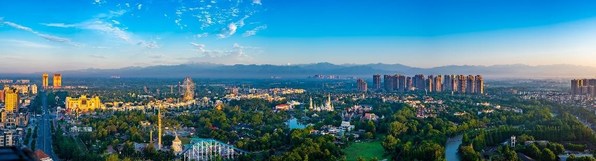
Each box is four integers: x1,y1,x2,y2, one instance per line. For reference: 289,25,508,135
1,0,596,73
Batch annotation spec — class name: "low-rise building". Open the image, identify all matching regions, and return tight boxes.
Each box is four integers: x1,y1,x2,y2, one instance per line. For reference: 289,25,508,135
66,95,103,112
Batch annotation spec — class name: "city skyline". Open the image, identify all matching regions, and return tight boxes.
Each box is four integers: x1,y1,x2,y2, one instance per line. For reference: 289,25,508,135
2,0,596,73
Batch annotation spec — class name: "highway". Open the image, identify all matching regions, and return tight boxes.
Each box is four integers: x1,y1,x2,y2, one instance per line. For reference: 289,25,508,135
35,90,58,160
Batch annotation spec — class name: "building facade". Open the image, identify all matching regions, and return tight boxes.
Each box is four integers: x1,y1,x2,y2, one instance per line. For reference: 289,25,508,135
3,88,18,113
66,95,102,112
373,74,381,90
571,79,596,97
42,73,49,89
53,73,62,89
357,79,367,92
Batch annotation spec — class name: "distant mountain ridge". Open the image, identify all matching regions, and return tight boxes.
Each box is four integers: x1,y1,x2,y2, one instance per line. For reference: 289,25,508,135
3,63,595,78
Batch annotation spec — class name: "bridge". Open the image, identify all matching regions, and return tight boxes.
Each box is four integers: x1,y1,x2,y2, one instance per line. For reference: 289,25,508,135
182,138,248,161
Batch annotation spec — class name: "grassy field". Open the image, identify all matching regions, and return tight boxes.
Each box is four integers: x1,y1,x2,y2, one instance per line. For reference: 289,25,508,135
343,140,387,161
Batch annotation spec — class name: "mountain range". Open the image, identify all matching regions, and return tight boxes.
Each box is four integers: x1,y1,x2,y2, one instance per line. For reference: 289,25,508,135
3,63,595,79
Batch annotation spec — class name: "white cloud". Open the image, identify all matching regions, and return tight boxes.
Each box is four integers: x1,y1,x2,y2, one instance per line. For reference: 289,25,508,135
196,33,209,38
242,25,267,37
137,40,159,49
93,0,105,5
81,20,131,42
3,21,34,32
1,39,56,48
42,11,159,49
237,15,249,28
37,33,71,42
137,4,142,10
189,42,257,64
1,19,76,45
253,0,262,5
96,10,127,19
41,23,77,28
217,23,238,38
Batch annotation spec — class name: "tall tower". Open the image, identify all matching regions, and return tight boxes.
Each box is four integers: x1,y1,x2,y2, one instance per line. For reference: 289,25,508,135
4,88,19,113
571,79,581,95
309,97,313,110
42,73,49,89
182,77,195,102
172,130,182,154
458,75,467,93
426,75,434,92
373,74,381,90
357,79,367,92
434,75,442,92
475,75,484,94
158,105,162,149
326,94,333,111
53,73,62,89
466,75,475,94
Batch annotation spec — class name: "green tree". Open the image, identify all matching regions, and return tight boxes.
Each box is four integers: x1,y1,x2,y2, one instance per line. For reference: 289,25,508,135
382,135,400,153
541,148,556,161
388,122,408,137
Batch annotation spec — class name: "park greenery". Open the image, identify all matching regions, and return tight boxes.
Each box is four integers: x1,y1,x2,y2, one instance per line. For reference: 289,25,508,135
29,86,596,161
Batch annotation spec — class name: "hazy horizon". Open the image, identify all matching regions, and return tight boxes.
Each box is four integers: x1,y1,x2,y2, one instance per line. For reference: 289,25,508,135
0,61,595,74
2,0,596,73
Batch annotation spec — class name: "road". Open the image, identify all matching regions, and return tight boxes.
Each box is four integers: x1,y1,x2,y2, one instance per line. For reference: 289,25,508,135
36,90,58,160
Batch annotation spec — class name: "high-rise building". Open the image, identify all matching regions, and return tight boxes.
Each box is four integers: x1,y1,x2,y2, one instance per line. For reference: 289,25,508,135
42,73,49,89
458,75,467,93
372,74,484,94
571,79,581,95
450,75,459,92
53,73,62,89
571,79,596,97
357,79,367,92
406,76,413,91
443,75,451,91
30,84,38,95
182,77,195,102
426,75,434,92
397,75,406,92
391,74,399,91
475,75,484,94
4,88,18,113
373,75,381,90
590,79,596,86
66,95,102,112
0,90,4,103
434,75,443,92
383,75,394,92
466,75,476,94
414,74,426,90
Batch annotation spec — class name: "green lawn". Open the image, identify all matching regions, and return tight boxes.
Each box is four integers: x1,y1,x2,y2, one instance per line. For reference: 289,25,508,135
343,140,387,161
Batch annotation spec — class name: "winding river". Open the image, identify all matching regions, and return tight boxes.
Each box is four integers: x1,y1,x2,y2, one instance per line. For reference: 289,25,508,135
445,134,463,161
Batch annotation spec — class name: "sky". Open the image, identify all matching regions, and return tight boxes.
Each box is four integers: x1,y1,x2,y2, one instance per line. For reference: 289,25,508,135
1,0,596,73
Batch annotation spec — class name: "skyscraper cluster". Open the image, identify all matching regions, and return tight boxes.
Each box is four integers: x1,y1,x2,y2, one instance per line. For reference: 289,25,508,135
571,79,596,97
374,74,484,94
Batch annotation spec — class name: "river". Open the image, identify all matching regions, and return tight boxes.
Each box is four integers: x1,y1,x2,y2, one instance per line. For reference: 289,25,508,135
445,134,463,161
286,118,306,129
